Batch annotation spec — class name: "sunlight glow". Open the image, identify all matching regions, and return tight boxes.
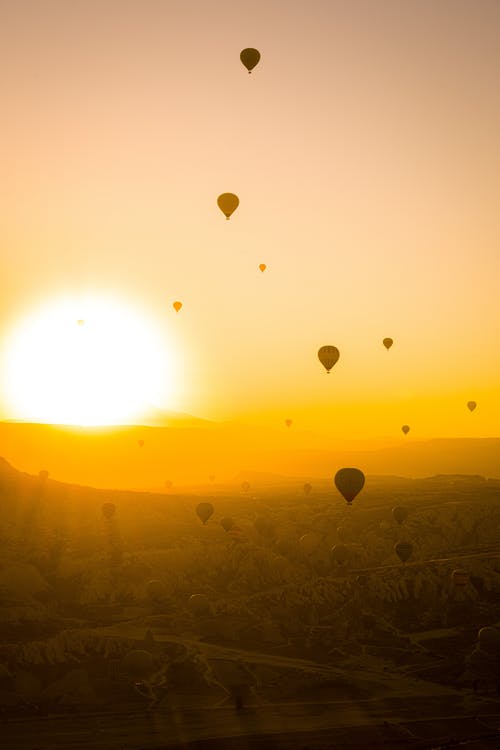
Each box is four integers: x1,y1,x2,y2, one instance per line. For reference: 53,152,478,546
2,295,172,425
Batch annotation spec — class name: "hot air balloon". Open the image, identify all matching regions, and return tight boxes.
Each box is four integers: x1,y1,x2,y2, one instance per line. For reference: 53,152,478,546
467,401,477,412
146,579,167,603
303,482,312,495
334,468,365,505
259,263,266,272
383,337,393,350
241,481,250,493
217,193,239,220
240,48,261,73
452,569,469,587
330,543,350,565
196,502,214,525
122,650,155,680
77,319,85,326
173,301,182,313
392,506,408,525
394,541,413,563
138,439,145,448
102,502,116,520
478,627,500,653
220,517,234,532
318,345,340,374
188,593,210,616
285,419,292,428
299,532,320,555
401,425,410,435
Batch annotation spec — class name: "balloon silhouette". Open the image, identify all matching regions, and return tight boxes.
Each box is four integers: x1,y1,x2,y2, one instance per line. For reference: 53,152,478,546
392,506,408,525
217,193,239,220
334,468,365,505
303,482,312,495
383,337,393,350
102,502,116,520
318,345,340,373
467,401,477,412
394,541,413,563
241,481,250,493
173,301,182,313
259,263,267,272
220,517,234,532
196,502,214,524
138,439,145,448
285,418,292,428
401,425,410,435
240,48,261,73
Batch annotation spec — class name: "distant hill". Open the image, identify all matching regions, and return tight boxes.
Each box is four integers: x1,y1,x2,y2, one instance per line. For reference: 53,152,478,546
0,420,499,489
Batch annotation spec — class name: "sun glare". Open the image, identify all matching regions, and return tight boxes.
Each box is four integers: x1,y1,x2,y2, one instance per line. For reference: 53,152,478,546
2,295,172,425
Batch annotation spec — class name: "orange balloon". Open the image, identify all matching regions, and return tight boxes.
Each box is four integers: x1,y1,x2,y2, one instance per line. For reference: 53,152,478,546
173,301,182,313
259,263,267,272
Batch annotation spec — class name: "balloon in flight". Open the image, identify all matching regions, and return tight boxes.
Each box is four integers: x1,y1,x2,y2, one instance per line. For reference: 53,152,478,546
467,401,477,412
285,419,292,428
220,517,234,532
188,593,210,616
217,193,239,220
196,502,214,525
240,48,261,73
102,502,116,520
241,481,251,493
303,482,312,495
392,506,408,525
173,301,182,313
394,541,413,563
401,425,410,435
259,263,266,272
383,337,393,350
318,345,340,374
77,319,85,326
334,468,365,505
138,439,145,448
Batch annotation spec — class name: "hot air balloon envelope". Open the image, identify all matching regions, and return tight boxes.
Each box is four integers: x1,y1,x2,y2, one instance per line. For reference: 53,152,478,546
402,425,410,435
217,193,239,219
392,506,408,525
318,345,340,373
196,502,214,525
173,301,182,312
334,468,365,505
259,263,266,272
467,401,477,412
394,541,413,563
102,502,116,520
383,337,393,350
240,48,261,72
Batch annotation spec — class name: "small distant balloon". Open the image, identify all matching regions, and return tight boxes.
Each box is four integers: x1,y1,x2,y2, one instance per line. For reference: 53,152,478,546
173,301,182,313
394,541,413,563
188,593,210,616
138,439,145,448
383,337,393,350
303,482,312,495
392,506,408,525
196,502,214,525
240,48,261,73
318,345,340,374
241,481,251,493
452,569,469,587
220,517,234,532
217,193,239,220
401,425,410,435
334,468,365,505
102,502,116,520
77,319,85,326
467,401,477,412
285,418,292,428
259,263,267,272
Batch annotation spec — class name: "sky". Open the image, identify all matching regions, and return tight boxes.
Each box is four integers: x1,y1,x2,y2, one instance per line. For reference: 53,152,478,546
0,0,499,440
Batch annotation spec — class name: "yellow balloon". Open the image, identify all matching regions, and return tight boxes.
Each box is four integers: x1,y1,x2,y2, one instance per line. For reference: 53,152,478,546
173,301,182,313
259,263,267,272
240,48,261,73
217,193,239,220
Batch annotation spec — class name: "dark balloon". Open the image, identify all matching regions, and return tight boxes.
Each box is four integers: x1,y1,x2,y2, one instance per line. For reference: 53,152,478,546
394,541,413,563
102,502,116,520
334,468,365,505
285,418,292,428
383,337,393,350
392,506,408,525
217,193,239,219
303,482,312,495
220,517,234,532
318,345,340,374
240,48,261,73
196,502,214,524
467,401,477,412
401,425,410,435
241,481,251,493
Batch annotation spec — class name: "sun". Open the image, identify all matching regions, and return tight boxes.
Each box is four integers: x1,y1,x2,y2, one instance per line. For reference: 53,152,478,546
1,295,172,425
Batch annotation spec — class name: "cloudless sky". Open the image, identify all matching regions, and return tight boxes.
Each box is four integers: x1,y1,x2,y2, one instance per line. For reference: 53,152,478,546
1,0,499,439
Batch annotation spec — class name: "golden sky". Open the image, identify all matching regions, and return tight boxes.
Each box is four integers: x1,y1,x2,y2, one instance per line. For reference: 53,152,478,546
1,0,499,439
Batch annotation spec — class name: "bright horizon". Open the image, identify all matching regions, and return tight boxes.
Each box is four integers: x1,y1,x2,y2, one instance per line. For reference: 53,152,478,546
1,0,499,440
